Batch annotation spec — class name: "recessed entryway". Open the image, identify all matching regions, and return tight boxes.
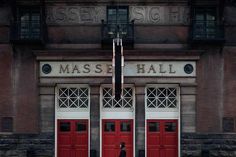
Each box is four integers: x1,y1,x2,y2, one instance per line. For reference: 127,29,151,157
55,84,90,157
145,85,180,157
100,85,135,157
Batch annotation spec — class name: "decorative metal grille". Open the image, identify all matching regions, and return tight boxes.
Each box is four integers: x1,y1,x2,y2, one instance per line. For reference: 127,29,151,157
102,87,133,109
57,87,89,109
146,87,177,109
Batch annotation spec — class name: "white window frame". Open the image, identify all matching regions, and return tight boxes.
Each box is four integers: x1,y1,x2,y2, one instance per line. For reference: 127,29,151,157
101,86,134,112
54,84,90,157
145,84,180,157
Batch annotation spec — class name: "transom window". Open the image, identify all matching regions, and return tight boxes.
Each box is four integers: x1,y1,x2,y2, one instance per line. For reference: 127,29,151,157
102,87,133,109
146,87,178,109
57,87,89,109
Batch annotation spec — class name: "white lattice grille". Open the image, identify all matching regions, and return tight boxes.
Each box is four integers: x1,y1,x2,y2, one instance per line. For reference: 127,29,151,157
57,87,89,109
102,87,133,109
146,87,177,109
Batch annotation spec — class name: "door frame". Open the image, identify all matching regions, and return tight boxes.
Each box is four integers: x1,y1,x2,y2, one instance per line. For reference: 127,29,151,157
102,119,134,157
145,84,181,157
54,84,90,157
100,84,135,157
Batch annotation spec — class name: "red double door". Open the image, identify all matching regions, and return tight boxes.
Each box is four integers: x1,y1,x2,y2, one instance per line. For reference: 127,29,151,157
102,119,133,157
147,119,178,157
57,119,88,157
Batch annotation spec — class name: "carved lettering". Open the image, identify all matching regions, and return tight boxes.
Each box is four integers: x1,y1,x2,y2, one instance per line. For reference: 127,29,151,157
129,6,189,25
147,65,157,73
137,64,145,73
149,7,160,23
72,65,80,73
46,8,54,23
80,7,93,23
107,64,112,73
47,6,190,25
55,7,66,22
83,64,90,73
41,61,196,77
183,8,190,24
169,64,176,74
95,64,102,73
94,8,101,23
46,6,106,24
131,7,145,23
169,7,181,23
68,7,78,22
59,64,70,73
159,64,166,73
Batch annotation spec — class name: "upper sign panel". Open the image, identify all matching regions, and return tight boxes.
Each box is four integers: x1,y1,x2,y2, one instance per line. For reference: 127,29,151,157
46,6,189,25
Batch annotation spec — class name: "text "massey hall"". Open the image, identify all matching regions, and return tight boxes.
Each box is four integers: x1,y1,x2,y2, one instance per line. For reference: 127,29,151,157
40,61,196,77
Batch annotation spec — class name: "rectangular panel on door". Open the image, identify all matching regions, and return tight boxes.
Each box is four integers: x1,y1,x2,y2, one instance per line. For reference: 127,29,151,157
147,120,178,157
58,119,88,157
102,119,133,157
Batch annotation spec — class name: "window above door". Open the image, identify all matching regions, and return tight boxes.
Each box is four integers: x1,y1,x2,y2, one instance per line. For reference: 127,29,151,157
146,87,178,110
55,84,90,118
101,6,134,49
57,87,89,110
145,84,180,117
102,87,134,110
107,6,129,25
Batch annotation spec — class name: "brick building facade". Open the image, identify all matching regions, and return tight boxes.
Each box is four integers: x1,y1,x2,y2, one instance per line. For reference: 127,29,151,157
0,0,236,157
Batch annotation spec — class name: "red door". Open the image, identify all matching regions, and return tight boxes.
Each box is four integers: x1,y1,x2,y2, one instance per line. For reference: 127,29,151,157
147,120,178,157
57,119,88,157
102,119,133,157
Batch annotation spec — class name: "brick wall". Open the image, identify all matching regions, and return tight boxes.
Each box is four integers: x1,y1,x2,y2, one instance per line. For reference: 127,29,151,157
223,47,236,132
196,49,224,132
0,45,14,132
